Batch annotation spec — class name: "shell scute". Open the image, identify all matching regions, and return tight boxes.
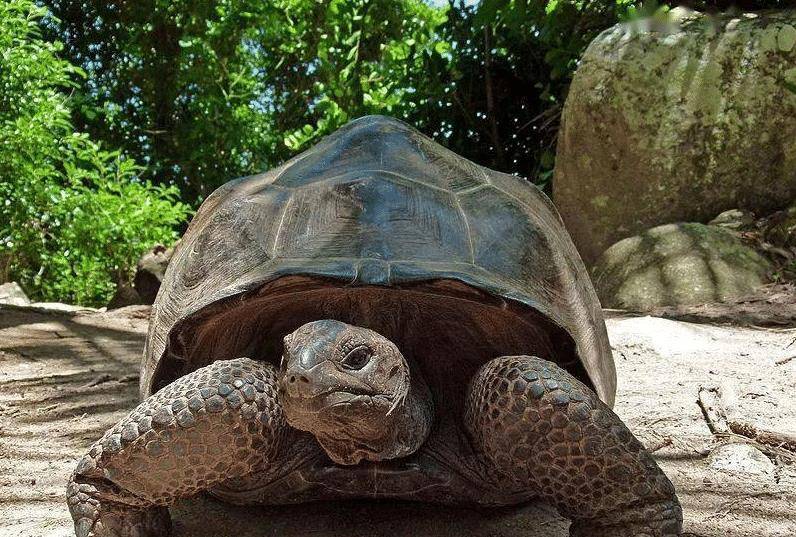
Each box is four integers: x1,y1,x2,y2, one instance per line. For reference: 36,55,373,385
143,116,615,407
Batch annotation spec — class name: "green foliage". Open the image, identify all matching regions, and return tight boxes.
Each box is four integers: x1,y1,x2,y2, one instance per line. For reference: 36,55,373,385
5,0,787,305
281,0,448,150
0,1,75,183
0,0,190,306
678,1,794,10
40,0,790,198
410,0,643,188
43,0,449,203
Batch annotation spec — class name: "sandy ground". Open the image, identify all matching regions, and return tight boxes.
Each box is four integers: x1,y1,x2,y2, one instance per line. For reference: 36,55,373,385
1,304,795,537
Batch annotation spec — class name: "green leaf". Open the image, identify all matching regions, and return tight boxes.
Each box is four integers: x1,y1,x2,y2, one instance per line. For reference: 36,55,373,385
474,0,509,27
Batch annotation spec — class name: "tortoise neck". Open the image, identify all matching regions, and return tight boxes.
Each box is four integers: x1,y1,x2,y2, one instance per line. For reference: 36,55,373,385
391,365,435,454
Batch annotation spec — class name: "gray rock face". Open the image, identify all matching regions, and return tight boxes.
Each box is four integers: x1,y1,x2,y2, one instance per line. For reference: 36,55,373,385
0,282,30,306
133,242,179,304
554,9,796,265
592,223,771,310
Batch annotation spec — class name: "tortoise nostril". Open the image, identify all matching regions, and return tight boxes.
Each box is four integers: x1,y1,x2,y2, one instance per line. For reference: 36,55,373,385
285,372,311,392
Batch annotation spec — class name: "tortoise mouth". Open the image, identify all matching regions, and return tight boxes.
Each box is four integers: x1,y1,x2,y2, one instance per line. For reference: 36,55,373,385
283,390,390,415
283,391,397,444
154,277,587,402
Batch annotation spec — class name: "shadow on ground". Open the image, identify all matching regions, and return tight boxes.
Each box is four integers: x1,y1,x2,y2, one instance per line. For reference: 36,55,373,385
1,305,795,537
173,497,567,537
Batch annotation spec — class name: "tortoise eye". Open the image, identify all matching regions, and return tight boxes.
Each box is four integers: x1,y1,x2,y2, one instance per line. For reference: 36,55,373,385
342,347,371,370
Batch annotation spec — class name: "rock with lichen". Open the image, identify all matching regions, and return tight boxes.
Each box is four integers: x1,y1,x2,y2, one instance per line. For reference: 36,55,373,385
592,223,771,310
0,282,30,306
554,9,796,265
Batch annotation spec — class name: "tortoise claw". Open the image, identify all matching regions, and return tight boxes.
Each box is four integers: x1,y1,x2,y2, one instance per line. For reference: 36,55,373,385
67,477,170,537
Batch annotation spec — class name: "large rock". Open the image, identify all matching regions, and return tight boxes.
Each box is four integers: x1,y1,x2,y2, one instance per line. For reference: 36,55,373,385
593,223,771,310
0,282,30,306
133,242,179,304
107,283,142,309
707,209,756,232
554,9,796,265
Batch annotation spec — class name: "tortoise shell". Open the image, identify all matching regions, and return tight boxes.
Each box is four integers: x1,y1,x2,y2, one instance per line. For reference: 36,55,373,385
142,116,615,408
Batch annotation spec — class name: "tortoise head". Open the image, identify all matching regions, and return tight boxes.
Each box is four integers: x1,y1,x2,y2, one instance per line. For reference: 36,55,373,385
280,320,430,465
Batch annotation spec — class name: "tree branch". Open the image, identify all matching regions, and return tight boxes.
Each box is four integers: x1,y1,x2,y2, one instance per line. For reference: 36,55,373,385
482,25,505,169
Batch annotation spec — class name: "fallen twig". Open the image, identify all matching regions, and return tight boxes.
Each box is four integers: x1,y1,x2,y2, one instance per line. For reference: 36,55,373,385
82,373,113,388
697,386,728,435
775,355,796,365
727,421,796,453
712,432,796,463
36,403,58,414
698,383,796,455
117,373,138,384
645,436,673,453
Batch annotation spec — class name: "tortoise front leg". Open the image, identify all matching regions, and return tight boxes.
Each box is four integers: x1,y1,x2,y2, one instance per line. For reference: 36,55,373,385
465,356,682,537
66,358,290,537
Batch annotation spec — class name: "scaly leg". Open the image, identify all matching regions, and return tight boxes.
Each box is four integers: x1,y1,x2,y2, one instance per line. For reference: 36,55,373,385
465,356,682,536
67,358,290,537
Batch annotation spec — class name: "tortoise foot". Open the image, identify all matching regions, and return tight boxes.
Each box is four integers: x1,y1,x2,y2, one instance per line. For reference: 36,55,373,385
466,356,681,536
68,480,170,537
67,358,293,537
569,500,682,537
91,509,170,537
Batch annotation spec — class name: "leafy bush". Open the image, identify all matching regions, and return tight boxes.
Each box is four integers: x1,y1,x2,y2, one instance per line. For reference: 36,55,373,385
281,0,449,151
3,137,190,306
0,0,190,306
43,0,450,203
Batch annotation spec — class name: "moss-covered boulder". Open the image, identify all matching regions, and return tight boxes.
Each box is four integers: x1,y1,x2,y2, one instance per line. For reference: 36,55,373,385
554,9,796,265
593,223,771,310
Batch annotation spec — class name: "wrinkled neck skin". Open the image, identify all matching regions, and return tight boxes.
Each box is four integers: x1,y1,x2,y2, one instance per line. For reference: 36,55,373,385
314,363,434,466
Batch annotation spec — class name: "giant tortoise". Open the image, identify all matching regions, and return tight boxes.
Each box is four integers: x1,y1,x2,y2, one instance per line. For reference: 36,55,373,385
67,115,681,536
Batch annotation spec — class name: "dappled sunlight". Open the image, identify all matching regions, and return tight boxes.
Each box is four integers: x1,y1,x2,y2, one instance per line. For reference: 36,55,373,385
659,253,717,304
557,9,796,265
2,1,796,536
594,223,770,310
0,307,148,535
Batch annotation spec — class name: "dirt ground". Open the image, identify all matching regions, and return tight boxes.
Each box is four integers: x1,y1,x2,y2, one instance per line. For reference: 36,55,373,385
1,304,795,537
